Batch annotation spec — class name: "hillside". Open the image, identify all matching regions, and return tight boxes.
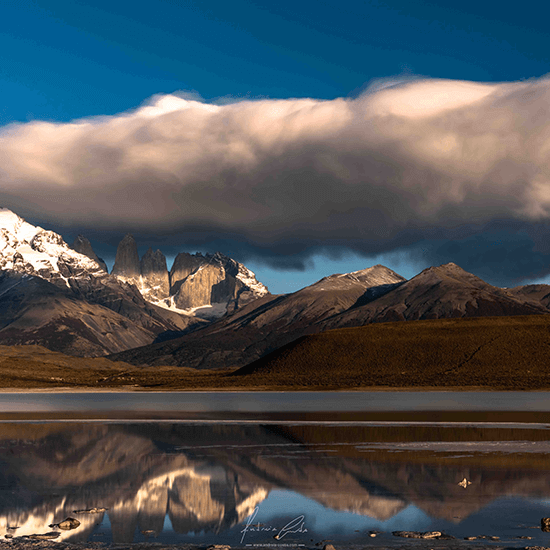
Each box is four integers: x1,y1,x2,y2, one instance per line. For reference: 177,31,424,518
110,263,550,370
233,315,550,389
3,315,550,390
108,265,406,368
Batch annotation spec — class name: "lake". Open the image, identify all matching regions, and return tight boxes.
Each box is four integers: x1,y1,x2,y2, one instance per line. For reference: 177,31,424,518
2,392,550,547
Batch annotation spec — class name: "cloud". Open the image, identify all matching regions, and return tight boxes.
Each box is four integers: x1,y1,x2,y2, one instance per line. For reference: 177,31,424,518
2,77,550,280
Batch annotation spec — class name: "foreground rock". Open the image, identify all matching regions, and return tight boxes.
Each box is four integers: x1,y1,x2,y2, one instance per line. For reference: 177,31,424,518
392,531,448,539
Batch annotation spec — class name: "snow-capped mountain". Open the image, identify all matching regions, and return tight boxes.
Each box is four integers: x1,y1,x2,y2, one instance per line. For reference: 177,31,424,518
0,209,200,356
0,209,105,283
110,264,407,369
109,233,269,319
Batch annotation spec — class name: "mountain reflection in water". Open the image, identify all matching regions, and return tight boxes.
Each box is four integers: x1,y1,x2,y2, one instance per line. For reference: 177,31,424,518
2,422,550,546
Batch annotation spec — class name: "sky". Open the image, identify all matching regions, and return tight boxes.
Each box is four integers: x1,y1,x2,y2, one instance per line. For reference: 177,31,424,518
2,0,550,293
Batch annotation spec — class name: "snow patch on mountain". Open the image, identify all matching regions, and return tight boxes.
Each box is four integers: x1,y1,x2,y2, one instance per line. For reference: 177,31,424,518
310,264,406,292
236,263,269,296
0,209,104,282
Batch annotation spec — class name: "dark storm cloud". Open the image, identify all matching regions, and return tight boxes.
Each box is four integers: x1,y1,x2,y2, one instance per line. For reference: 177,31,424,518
2,78,550,280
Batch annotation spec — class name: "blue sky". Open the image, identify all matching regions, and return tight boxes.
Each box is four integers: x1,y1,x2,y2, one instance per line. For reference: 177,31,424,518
2,0,550,293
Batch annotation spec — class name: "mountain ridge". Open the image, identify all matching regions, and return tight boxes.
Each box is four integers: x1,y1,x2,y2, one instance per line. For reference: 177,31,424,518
110,261,550,369
0,209,203,356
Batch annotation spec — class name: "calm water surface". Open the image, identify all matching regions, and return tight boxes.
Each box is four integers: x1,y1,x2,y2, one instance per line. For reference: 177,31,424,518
1,420,550,546
2,391,550,413
2,393,550,546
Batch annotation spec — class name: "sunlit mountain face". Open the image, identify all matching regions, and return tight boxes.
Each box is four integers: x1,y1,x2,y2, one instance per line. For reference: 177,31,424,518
2,422,550,546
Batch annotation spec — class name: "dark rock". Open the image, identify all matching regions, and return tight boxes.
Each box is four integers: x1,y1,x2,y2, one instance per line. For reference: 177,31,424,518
140,248,168,277
140,248,170,300
112,234,140,277
71,235,108,271
170,252,205,294
542,517,550,532
393,531,442,539
27,532,60,539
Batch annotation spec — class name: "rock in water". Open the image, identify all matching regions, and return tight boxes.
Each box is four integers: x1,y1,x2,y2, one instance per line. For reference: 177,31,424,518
49,517,81,530
112,234,140,277
71,235,108,272
393,531,442,539
541,517,550,531
458,477,471,488
27,532,60,540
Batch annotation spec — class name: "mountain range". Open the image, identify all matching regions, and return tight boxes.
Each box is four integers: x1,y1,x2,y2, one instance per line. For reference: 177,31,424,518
0,208,266,356
2,207,550,368
110,262,550,369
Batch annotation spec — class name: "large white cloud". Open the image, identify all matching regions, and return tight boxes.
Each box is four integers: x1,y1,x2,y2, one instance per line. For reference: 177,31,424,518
2,76,550,271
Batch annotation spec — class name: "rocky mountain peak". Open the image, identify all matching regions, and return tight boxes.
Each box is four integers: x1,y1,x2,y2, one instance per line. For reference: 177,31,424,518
168,250,268,315
309,264,405,293
413,262,487,287
139,248,170,301
140,248,168,275
112,234,140,277
71,235,108,272
170,252,206,294
348,264,407,285
107,238,268,319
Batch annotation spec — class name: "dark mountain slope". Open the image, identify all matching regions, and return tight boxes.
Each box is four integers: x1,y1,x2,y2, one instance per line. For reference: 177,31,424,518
319,262,548,330
111,263,550,370
0,272,158,356
109,265,406,368
0,209,205,355
508,283,550,308
234,315,550,389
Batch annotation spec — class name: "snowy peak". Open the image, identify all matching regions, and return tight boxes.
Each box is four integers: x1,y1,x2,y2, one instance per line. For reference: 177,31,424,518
412,262,490,288
309,264,405,292
108,237,269,319
167,251,269,317
0,209,105,280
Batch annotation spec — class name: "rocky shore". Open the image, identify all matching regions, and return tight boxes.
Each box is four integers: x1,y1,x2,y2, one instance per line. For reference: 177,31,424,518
2,541,548,550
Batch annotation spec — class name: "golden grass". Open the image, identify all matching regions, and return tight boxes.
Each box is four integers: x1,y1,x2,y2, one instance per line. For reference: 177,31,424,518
2,315,550,390
234,315,550,389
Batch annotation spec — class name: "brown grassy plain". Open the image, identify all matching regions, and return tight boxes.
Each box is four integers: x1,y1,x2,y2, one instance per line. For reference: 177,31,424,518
1,314,550,390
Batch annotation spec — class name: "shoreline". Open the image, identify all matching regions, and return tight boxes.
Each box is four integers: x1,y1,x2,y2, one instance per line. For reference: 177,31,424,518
2,385,550,393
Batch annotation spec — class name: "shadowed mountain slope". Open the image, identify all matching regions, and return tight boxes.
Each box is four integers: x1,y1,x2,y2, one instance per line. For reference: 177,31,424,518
233,315,550,389
319,262,549,330
0,209,202,356
110,263,550,370
109,265,406,368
